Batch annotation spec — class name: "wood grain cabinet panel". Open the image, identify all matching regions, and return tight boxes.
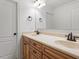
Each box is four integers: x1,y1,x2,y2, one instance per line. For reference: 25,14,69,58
22,36,30,59
23,36,30,43
21,36,77,59
43,55,49,59
43,45,76,59
30,46,42,59
30,53,39,59
43,55,55,59
30,39,42,52
23,43,29,59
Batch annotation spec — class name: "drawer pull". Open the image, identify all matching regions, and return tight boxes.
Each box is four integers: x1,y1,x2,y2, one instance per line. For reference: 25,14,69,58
33,43,37,46
33,50,37,54
24,43,26,45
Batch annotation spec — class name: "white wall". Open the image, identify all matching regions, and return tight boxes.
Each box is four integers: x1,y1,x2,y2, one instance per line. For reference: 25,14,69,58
35,8,46,31
18,0,35,33
71,1,79,31
17,0,35,59
17,0,46,59
46,1,79,31
46,2,72,30
17,0,79,58
18,0,46,33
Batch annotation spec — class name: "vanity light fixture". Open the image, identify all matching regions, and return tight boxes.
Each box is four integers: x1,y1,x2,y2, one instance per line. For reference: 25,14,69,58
34,0,38,3
34,0,46,8
34,0,39,7
38,2,46,8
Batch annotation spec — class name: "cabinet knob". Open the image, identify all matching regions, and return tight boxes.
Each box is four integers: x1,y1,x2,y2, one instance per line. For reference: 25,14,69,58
33,50,37,54
33,43,37,46
24,43,27,45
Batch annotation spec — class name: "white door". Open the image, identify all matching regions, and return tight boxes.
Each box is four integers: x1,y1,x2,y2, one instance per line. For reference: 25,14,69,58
0,0,17,59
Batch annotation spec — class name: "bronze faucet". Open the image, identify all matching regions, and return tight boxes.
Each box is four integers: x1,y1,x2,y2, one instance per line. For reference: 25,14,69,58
34,30,40,35
67,32,72,41
66,32,76,42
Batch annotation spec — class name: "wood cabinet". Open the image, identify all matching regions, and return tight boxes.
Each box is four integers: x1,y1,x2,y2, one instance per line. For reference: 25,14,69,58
23,42,29,59
43,55,54,59
30,39,42,59
43,45,76,59
30,46,42,59
30,39,42,52
30,53,39,59
22,36,30,59
21,36,76,59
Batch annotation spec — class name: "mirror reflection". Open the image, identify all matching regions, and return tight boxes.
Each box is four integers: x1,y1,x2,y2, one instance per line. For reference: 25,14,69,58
42,0,79,32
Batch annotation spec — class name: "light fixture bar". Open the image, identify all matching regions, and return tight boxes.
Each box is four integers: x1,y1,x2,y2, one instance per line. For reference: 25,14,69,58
34,0,46,8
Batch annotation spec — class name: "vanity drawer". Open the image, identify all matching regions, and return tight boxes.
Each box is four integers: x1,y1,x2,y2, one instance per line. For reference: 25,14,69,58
23,36,30,43
30,46,42,59
43,45,76,59
43,54,55,59
30,39,42,51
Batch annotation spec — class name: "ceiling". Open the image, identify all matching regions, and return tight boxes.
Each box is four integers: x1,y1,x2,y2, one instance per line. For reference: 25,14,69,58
45,0,78,9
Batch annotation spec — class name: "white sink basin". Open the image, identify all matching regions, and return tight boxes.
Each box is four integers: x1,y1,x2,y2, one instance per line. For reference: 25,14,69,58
28,33,79,49
55,40,79,49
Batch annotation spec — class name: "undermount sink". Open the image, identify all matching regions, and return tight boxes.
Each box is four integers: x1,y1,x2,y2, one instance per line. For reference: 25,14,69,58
55,40,79,49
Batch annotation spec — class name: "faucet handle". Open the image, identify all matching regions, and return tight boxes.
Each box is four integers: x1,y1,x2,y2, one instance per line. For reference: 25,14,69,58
73,36,79,42
65,32,72,41
70,32,73,40
34,30,40,35
72,36,76,42
74,36,79,38
67,33,72,40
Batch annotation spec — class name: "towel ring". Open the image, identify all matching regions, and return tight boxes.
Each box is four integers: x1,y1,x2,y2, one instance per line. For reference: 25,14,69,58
39,18,43,22
27,16,32,21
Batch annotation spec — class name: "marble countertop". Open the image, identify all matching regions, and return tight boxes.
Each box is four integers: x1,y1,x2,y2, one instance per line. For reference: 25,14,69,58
22,33,79,59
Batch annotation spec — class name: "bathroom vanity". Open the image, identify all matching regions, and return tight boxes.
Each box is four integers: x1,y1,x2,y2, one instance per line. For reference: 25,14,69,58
21,33,79,59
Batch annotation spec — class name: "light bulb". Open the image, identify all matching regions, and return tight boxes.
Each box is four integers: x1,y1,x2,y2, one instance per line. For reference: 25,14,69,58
38,3,46,8
34,0,46,8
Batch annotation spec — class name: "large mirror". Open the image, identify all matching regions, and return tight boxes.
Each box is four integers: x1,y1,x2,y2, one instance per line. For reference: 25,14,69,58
43,0,79,32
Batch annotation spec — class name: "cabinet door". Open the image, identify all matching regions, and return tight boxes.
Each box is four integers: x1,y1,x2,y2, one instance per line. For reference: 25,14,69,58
43,55,56,59
43,55,50,59
30,46,42,59
43,45,76,59
30,39,42,52
30,54,38,59
23,43,29,59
